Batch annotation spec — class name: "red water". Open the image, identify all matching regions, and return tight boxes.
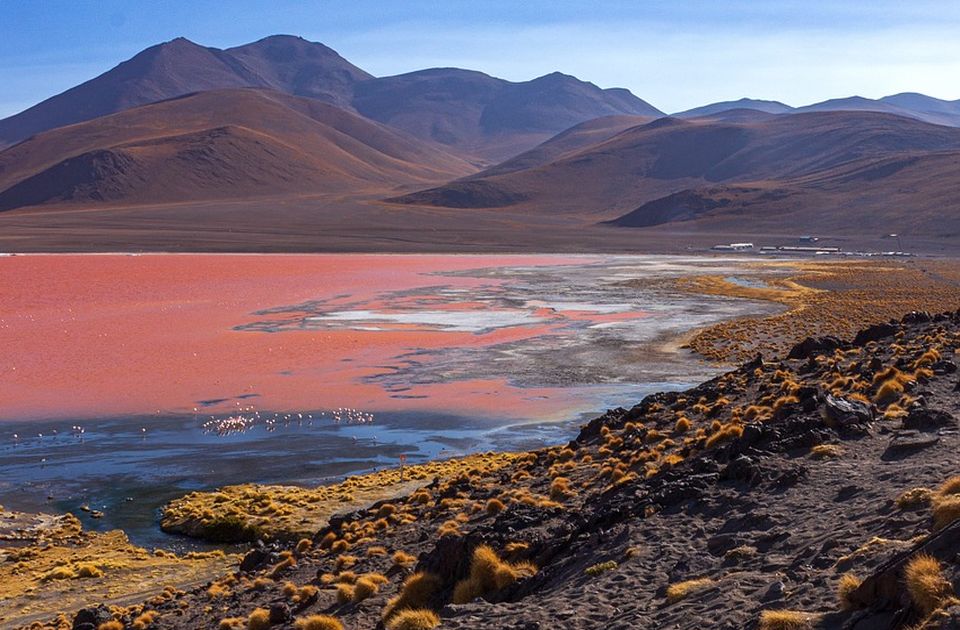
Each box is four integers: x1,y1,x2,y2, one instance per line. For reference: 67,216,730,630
1,254,633,422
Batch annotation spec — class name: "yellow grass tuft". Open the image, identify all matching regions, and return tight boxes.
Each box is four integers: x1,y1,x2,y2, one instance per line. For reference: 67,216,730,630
452,545,537,604
837,573,862,609
896,487,933,510
335,583,355,605
758,610,813,629
383,572,441,621
904,553,954,614
932,477,960,530
392,550,417,567
293,616,343,630
353,576,382,602
666,577,715,603
385,609,441,630
247,608,272,630
810,444,843,459
98,622,124,630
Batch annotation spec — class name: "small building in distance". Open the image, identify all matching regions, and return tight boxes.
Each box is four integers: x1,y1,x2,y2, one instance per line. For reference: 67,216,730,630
711,242,754,251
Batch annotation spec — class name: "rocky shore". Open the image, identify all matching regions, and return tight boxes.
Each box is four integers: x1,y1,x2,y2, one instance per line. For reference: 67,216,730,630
13,309,960,629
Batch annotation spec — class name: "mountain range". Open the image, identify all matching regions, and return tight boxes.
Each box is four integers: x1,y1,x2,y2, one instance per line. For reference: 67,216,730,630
1,34,959,251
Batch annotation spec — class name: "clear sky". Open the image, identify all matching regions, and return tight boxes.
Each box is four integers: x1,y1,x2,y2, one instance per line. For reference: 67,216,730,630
2,0,960,118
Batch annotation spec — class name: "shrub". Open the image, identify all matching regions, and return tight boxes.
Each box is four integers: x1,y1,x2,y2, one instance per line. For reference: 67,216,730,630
585,560,618,576
392,550,417,567
247,608,272,630
874,379,904,406
452,545,537,604
485,498,505,515
837,573,862,609
810,444,843,459
293,616,343,630
98,622,124,630
674,417,692,434
385,609,441,630
549,477,575,501
296,538,313,554
896,487,933,510
904,553,954,614
353,576,381,602
383,572,441,621
758,610,813,629
76,563,104,578
218,619,244,630
932,477,960,529
131,611,159,630
335,583,355,605
666,577,715,603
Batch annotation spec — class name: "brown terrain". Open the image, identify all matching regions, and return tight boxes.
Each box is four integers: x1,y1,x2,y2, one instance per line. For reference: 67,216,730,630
1,35,959,252
396,111,960,239
10,305,960,630
0,88,475,211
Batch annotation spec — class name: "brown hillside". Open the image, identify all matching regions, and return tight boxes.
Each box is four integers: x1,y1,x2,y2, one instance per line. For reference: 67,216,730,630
392,111,960,235
0,89,476,212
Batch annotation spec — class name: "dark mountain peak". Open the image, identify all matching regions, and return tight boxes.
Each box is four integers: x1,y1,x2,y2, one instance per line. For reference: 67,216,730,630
227,34,344,61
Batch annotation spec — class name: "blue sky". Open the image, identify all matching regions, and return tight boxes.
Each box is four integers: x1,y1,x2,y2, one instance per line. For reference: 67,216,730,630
2,0,960,118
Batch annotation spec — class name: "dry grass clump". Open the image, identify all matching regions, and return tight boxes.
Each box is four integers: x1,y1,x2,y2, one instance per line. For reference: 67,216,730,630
385,609,441,630
383,572,441,621
335,583,355,604
896,487,934,510
549,477,575,501
585,560,618,576
705,423,744,449
392,550,416,567
837,573,862,609
932,476,960,530
904,554,955,614
485,498,506,515
131,611,159,630
293,616,343,630
758,610,814,629
452,545,537,604
666,577,715,603
352,574,388,602
98,622,124,630
810,444,843,459
247,608,272,630
218,618,244,630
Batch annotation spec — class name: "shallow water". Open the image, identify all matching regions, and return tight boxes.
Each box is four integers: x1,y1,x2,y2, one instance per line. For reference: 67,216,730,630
0,254,785,547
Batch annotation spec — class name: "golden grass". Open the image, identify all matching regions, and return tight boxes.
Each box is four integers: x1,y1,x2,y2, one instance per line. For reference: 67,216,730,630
837,573,862,609
896,487,934,510
677,261,960,363
666,577,715,603
98,622,124,630
585,560,618,576
905,554,955,614
383,572,442,621
758,610,814,630
810,444,843,459
452,545,537,604
293,616,343,630
932,476,960,530
385,609,441,630
247,608,271,630
162,452,521,541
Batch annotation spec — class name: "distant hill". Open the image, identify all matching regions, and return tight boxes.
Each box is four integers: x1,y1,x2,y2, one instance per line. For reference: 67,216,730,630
0,36,370,147
675,98,794,118
392,110,960,235
351,69,662,162
0,36,663,162
0,89,475,212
